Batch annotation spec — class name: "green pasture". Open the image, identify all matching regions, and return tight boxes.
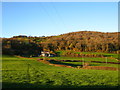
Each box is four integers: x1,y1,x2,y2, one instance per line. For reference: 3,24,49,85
56,50,118,58
2,55,119,88
34,56,118,63
29,51,119,68
63,62,119,68
32,51,119,63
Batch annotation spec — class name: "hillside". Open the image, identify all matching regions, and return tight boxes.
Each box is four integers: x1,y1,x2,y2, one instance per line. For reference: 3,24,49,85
2,31,120,57
44,31,119,52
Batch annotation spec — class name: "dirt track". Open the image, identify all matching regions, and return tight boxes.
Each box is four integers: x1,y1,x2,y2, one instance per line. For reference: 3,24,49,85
14,56,119,71
37,59,119,71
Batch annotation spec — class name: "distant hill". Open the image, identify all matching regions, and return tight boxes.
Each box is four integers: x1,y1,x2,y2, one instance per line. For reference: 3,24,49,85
2,31,120,57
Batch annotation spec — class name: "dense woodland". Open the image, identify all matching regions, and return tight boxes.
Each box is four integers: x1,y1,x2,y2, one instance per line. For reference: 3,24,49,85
2,31,120,57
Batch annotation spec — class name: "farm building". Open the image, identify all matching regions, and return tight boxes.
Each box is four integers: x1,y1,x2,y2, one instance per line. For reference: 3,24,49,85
41,51,56,57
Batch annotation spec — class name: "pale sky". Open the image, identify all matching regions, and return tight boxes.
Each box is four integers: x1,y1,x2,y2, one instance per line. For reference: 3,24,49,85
2,2,118,38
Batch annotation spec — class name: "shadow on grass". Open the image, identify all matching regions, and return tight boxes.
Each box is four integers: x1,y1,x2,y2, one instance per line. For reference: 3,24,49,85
48,60,81,67
2,82,119,89
48,59,120,64
103,55,112,57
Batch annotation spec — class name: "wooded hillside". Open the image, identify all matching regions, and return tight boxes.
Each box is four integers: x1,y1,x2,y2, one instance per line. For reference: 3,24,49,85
2,31,120,57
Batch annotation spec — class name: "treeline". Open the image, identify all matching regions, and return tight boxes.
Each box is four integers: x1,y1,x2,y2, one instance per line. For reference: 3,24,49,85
2,31,120,57
42,31,119,53
2,38,43,57
63,52,104,57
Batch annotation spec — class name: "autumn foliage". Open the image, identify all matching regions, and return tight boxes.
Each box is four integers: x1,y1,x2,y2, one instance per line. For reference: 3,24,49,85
2,31,120,57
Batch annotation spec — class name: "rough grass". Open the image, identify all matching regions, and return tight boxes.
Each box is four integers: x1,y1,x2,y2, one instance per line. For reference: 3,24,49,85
33,56,119,63
31,51,119,64
2,55,119,88
62,62,119,68
56,50,118,58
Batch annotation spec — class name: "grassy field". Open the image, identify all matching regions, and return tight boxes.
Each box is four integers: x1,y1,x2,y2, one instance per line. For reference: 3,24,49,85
55,50,119,58
2,54,119,88
33,50,119,63
61,62,119,68
43,57,118,62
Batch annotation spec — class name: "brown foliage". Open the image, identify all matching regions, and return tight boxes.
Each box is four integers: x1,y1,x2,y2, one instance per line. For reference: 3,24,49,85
2,31,120,56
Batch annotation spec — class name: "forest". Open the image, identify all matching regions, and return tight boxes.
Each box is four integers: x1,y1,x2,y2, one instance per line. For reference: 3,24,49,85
2,31,120,57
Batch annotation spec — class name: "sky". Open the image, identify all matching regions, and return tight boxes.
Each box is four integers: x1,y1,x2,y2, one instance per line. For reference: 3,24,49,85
2,2,118,38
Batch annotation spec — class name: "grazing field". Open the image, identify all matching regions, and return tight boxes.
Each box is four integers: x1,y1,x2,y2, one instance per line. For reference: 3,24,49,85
56,50,119,58
60,62,119,68
45,57,118,63
2,54,119,88
33,50,119,63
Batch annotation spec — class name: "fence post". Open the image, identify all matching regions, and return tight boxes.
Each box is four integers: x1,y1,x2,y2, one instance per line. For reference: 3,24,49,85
105,57,107,64
82,56,84,66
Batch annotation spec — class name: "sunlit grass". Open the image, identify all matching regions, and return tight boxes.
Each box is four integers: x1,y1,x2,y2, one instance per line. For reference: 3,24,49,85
2,55,119,88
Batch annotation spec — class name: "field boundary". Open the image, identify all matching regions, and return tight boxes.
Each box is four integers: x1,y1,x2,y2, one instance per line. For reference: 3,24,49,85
37,59,119,71
48,59,120,64
13,56,119,71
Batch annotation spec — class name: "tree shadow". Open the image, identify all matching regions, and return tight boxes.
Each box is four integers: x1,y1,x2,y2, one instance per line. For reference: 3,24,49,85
48,60,81,67
2,82,119,89
103,55,113,57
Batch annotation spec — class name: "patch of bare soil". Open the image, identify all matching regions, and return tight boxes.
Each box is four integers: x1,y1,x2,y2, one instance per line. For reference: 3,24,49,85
15,57,119,71
82,66,119,71
37,59,119,71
